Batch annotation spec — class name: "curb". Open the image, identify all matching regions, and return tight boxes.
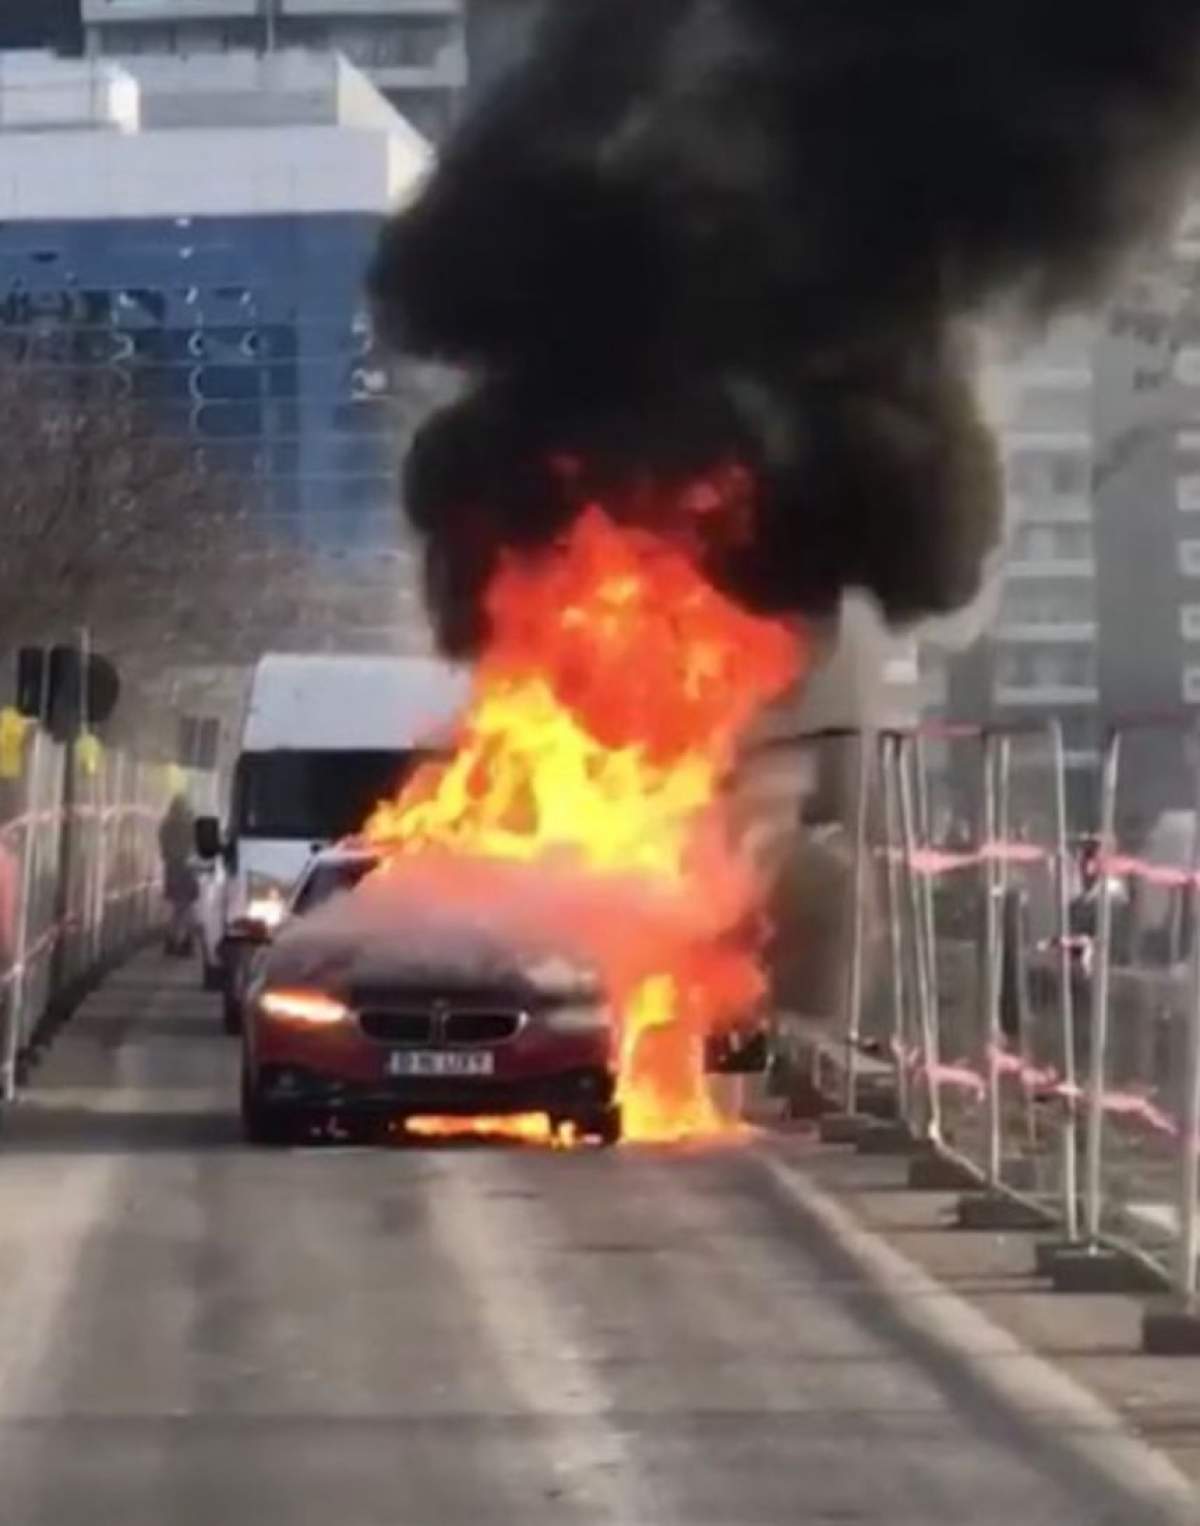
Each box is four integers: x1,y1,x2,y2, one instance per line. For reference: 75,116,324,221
753,1143,1200,1526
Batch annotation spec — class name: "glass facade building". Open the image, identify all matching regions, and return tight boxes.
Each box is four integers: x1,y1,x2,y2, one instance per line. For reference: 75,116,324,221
0,1,82,54
0,210,397,548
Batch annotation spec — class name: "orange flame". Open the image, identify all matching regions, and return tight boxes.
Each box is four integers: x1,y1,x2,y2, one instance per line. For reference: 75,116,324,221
365,491,801,1143
404,1113,572,1147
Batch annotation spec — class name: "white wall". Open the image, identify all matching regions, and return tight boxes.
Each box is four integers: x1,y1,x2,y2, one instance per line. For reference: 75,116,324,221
0,120,430,218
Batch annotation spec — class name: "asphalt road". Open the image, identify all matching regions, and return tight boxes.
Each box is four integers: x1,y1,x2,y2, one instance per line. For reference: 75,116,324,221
0,954,1175,1525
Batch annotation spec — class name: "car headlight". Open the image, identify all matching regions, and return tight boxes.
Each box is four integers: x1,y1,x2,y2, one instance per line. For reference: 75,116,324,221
259,988,349,1025
542,1002,613,1035
246,893,286,930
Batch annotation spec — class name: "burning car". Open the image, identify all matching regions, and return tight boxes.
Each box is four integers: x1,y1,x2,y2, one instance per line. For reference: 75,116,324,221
239,845,623,1146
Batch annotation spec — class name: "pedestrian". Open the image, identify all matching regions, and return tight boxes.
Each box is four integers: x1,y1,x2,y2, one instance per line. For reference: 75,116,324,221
158,794,198,957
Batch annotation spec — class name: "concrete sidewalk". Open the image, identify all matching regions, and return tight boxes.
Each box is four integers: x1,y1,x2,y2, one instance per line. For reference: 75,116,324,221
766,1123,1200,1489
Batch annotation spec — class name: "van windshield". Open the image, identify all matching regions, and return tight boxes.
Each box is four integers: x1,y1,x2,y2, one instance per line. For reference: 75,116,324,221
233,750,431,842
292,857,380,917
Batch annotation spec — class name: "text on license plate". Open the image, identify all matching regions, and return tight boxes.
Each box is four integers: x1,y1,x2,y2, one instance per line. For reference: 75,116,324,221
388,1050,495,1078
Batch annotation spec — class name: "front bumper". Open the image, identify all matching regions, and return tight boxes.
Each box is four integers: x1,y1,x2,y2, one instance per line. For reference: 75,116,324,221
255,1061,616,1117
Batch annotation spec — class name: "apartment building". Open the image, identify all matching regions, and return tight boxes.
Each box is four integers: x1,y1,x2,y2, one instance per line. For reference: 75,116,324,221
993,318,1101,758
464,0,540,105
81,1,466,141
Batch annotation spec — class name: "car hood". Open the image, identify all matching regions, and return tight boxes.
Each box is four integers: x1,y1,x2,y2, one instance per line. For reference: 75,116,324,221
260,912,600,1004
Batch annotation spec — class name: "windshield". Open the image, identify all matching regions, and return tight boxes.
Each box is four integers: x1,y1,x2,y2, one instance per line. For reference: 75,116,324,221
292,857,378,917
233,750,430,842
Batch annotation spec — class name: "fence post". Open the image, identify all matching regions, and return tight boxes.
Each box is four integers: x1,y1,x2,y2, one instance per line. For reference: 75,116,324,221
1048,719,1080,1243
914,733,941,1056
1084,728,1122,1246
86,752,102,965
881,734,910,1127
92,752,118,964
982,733,1004,1188
897,734,941,1142
1174,728,1200,1298
4,728,44,1101
843,731,871,1116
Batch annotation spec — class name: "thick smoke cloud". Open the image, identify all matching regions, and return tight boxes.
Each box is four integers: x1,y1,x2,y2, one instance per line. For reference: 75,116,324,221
373,0,1200,654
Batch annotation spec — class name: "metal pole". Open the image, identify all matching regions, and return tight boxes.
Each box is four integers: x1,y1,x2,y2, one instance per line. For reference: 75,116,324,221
92,751,117,964
1049,719,1080,1243
3,728,42,1102
843,732,871,1116
881,735,910,1127
914,732,940,1040
1084,729,1122,1246
1175,726,1200,1298
898,736,941,1142
982,734,1003,1187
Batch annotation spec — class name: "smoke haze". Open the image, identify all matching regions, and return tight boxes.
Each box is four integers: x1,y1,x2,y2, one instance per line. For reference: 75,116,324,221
373,0,1200,653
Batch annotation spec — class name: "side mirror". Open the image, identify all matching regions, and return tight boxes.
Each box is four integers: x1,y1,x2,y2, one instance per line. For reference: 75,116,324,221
705,1026,770,1076
194,816,222,861
226,915,274,947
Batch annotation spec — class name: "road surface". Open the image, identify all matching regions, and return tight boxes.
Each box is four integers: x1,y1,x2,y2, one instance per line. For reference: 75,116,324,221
0,955,1174,1525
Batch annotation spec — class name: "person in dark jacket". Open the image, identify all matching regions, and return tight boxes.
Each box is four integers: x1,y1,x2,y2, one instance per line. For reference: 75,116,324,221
159,794,198,956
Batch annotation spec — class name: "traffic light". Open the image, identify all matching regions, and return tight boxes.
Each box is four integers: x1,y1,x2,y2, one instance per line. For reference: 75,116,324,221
15,646,121,741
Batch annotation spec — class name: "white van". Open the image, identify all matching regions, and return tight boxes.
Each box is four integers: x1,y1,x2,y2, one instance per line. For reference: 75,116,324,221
195,653,469,1030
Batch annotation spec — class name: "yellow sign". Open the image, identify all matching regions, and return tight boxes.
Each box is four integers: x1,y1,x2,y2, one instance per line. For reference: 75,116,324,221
77,731,103,778
0,707,29,780
165,763,187,796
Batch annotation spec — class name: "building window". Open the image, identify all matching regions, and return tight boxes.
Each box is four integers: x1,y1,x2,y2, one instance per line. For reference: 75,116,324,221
1011,523,1093,563
995,648,1095,690
315,19,455,69
1183,606,1200,641
173,22,260,53
1001,585,1093,624
1184,668,1200,706
1008,448,1091,499
1179,476,1200,513
1049,455,1089,496
1179,541,1200,577
1178,348,1200,388
99,23,177,55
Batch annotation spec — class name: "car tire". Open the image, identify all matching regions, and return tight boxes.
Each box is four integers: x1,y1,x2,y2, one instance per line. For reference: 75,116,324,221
222,985,243,1035
241,1069,293,1147
335,1114,380,1147
575,1104,622,1147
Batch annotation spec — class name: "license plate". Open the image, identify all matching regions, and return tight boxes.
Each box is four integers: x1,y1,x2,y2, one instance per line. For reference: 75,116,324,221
388,1050,495,1078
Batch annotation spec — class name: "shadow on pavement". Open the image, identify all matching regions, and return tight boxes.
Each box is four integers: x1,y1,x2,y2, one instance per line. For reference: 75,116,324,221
2,1107,241,1155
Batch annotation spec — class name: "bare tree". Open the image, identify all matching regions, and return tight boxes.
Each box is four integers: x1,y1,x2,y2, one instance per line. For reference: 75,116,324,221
0,351,422,697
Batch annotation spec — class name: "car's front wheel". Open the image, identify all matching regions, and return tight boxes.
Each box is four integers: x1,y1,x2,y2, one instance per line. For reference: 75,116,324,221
570,1104,622,1148
222,983,243,1035
240,1068,294,1147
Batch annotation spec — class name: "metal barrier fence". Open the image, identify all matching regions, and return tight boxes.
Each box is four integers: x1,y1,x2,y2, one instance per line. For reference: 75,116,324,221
1086,719,1200,1307
767,723,1084,1215
0,715,205,1101
772,716,1200,1331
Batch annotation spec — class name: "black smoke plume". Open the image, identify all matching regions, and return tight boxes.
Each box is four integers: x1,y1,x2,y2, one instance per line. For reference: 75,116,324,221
372,0,1200,654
